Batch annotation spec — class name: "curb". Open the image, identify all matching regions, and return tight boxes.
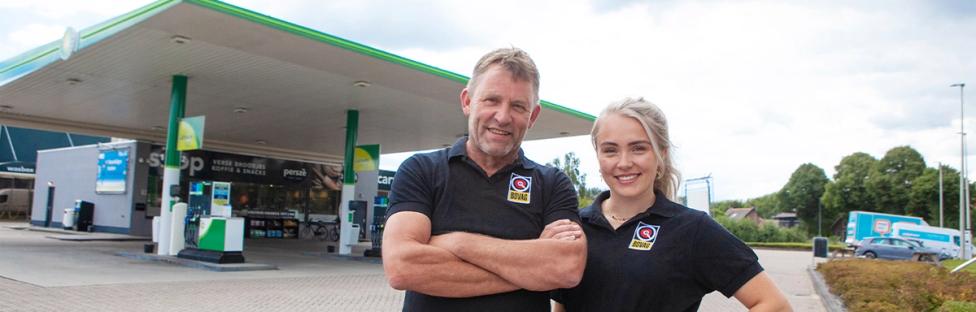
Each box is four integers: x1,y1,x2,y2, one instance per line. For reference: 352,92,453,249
9,225,150,241
807,266,846,312
47,234,150,241
116,251,278,272
7,225,82,235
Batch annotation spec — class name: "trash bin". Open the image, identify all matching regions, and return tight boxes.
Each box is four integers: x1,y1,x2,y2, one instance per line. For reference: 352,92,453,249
813,237,828,258
349,200,367,240
343,223,360,246
62,208,76,230
74,200,94,232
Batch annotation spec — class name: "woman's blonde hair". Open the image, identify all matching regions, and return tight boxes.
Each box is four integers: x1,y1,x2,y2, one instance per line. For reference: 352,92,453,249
591,97,681,200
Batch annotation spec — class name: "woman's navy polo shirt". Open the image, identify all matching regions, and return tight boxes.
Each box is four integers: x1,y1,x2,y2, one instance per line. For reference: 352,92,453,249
552,191,763,311
388,137,581,312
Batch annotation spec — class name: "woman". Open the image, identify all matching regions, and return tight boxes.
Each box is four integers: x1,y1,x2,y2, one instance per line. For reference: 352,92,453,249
552,97,791,311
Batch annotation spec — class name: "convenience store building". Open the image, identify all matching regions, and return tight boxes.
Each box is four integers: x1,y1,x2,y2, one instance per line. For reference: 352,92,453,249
0,0,594,255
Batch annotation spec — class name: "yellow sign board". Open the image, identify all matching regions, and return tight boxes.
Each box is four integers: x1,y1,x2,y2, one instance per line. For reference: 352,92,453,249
177,116,205,151
353,144,380,172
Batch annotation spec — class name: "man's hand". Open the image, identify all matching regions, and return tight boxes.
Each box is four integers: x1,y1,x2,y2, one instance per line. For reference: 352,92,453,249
540,219,583,241
382,211,519,297
431,219,582,250
428,226,587,291
430,218,582,252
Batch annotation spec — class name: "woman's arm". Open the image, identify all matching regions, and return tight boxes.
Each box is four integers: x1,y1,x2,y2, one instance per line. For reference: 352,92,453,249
733,272,792,312
552,301,566,312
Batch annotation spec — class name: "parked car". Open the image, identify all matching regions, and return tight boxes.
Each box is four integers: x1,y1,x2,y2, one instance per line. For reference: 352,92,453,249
904,238,954,261
855,236,944,261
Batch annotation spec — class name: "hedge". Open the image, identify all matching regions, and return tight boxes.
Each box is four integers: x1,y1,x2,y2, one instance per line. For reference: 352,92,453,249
818,259,976,312
714,215,808,243
746,242,847,251
943,259,976,274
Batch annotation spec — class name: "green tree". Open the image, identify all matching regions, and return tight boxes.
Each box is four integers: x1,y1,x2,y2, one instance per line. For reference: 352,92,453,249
912,164,966,228
908,167,940,221
822,152,878,221
908,164,976,229
547,152,595,208
779,163,829,234
867,146,926,215
579,187,604,208
747,192,783,218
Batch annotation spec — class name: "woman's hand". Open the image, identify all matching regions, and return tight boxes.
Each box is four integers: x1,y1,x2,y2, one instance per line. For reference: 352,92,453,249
540,219,583,241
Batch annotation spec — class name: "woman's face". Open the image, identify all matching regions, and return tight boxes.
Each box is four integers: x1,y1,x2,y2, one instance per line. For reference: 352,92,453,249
595,113,659,200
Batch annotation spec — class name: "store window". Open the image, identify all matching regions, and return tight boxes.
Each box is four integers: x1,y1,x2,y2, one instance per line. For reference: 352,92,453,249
308,187,339,215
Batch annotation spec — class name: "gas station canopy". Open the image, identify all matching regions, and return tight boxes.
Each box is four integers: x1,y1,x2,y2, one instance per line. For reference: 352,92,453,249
0,0,594,164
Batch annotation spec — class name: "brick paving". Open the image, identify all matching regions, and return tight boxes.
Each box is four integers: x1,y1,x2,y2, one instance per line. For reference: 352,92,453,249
0,274,402,311
0,222,825,311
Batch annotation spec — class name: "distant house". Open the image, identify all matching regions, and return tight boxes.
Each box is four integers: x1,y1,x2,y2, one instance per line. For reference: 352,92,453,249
726,207,761,225
830,214,848,238
772,212,799,228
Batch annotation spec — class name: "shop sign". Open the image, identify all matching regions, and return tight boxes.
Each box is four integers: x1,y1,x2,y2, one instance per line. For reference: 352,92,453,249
378,169,395,191
0,161,35,174
149,147,341,189
177,116,206,151
354,144,380,173
96,148,129,194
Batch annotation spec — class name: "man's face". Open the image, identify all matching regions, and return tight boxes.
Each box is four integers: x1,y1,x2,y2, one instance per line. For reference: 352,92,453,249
461,65,541,163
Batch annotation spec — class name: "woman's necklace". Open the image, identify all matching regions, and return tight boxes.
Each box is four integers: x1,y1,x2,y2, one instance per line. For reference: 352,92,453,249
604,204,639,223
603,193,656,224
607,213,634,223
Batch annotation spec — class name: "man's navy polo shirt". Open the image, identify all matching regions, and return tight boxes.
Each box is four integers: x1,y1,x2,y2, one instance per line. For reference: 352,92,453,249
552,191,763,311
388,137,580,312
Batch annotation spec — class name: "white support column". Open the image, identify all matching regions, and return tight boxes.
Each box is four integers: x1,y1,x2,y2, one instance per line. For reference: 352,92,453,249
339,184,355,255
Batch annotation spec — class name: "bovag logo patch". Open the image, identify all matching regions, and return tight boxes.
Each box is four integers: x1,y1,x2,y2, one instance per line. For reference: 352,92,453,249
629,222,660,251
508,173,531,204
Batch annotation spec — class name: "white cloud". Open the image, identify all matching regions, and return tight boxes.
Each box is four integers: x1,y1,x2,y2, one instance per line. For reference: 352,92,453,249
6,23,64,48
0,1,143,19
2,0,974,201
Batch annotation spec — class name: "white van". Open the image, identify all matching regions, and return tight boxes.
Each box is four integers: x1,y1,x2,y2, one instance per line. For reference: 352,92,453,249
891,223,973,259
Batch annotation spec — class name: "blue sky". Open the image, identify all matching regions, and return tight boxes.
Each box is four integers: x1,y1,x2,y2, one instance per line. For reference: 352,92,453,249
1,0,975,201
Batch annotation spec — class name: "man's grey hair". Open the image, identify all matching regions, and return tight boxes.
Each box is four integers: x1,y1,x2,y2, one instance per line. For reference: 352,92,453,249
467,47,540,105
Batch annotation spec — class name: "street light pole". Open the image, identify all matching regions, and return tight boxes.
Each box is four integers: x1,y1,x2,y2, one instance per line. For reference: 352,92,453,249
939,161,943,228
952,82,971,259
817,201,822,237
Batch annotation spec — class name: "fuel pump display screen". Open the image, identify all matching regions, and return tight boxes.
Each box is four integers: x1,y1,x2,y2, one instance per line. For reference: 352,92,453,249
189,182,204,196
187,181,212,215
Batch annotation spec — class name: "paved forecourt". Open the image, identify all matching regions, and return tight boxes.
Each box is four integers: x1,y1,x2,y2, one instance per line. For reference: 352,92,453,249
0,222,824,311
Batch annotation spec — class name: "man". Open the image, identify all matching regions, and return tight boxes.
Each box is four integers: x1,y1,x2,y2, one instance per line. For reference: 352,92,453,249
382,48,587,311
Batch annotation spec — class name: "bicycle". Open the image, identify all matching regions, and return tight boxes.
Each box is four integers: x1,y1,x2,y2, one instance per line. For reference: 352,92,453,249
303,219,340,242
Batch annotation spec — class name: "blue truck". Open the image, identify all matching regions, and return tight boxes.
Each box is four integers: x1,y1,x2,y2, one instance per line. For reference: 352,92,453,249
844,210,927,246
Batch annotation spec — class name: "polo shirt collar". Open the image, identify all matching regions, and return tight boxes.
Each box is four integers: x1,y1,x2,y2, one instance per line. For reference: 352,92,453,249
447,136,531,169
644,190,681,218
581,190,682,226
